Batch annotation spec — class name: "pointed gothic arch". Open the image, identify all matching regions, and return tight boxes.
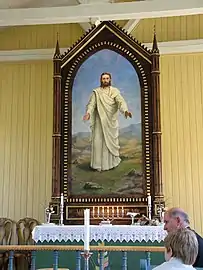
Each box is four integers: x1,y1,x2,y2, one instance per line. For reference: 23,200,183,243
51,21,164,224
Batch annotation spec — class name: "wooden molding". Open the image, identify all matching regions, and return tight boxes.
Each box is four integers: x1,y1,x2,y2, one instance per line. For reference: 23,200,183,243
0,39,203,62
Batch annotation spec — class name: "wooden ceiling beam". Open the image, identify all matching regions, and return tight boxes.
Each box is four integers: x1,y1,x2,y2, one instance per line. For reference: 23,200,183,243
0,0,202,27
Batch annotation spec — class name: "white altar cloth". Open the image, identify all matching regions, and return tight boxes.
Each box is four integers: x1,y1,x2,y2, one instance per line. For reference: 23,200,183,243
32,225,166,243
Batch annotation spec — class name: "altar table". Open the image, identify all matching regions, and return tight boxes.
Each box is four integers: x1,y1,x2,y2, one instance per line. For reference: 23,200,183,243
32,225,166,270
33,225,166,243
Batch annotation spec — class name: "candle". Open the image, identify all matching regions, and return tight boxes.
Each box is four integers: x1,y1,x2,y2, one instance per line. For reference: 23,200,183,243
60,193,64,206
147,195,151,206
92,207,95,218
84,209,90,251
147,195,152,220
102,207,104,218
121,207,124,217
107,207,109,217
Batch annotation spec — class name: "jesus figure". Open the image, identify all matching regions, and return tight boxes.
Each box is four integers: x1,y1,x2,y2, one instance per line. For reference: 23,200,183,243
83,72,132,172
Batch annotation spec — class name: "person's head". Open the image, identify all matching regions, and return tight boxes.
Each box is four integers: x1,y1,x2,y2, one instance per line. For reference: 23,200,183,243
100,72,112,87
164,228,198,265
164,207,190,233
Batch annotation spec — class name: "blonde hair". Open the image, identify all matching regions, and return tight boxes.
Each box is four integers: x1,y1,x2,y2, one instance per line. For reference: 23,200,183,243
164,228,198,265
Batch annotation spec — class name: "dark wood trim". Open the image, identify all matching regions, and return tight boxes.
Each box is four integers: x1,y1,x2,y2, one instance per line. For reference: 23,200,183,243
52,41,62,198
151,33,164,211
51,21,164,223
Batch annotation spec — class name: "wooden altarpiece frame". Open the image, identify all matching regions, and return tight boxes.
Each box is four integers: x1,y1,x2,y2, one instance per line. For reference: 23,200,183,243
51,21,164,224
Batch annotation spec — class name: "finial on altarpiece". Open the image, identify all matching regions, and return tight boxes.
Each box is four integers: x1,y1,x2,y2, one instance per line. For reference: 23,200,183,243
152,25,159,53
54,32,61,58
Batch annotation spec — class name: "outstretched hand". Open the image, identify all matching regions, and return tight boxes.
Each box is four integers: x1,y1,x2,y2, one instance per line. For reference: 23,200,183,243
125,111,132,119
83,113,90,121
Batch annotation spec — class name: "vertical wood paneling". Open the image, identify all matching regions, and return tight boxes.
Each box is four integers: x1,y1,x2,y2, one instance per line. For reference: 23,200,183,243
0,18,203,232
132,15,203,43
0,23,84,51
160,53,203,234
1,54,203,231
0,61,53,222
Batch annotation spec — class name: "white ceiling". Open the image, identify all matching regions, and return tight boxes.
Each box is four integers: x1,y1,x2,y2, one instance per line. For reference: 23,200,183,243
0,0,114,9
0,0,120,32
0,0,202,28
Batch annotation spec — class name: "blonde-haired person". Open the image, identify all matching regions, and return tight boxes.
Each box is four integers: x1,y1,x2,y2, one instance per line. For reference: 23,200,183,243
164,207,203,267
154,228,198,270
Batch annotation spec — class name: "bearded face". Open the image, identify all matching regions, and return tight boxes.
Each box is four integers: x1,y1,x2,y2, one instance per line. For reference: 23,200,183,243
100,74,111,87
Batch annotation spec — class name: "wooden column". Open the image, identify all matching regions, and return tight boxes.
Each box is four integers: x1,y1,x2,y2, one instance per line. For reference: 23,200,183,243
52,40,62,198
151,32,164,208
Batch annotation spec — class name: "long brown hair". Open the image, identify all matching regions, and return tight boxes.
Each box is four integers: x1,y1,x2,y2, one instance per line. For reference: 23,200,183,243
100,72,112,87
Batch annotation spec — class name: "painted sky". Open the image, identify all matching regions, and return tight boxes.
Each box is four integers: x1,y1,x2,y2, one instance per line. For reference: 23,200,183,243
72,49,141,134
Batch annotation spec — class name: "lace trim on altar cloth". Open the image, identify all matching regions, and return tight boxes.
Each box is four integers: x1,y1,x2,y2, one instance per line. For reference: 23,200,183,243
32,225,167,243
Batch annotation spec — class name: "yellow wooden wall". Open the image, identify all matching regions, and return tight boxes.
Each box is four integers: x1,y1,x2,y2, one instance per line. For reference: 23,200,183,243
0,23,84,50
0,61,53,222
0,17,203,233
160,53,203,233
132,14,203,42
0,23,83,222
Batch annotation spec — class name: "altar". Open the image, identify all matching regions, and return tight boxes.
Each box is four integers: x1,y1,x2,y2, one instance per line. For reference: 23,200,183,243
36,20,166,270
32,225,166,270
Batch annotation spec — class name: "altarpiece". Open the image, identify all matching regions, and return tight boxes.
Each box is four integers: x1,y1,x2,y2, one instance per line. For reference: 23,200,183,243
50,21,164,224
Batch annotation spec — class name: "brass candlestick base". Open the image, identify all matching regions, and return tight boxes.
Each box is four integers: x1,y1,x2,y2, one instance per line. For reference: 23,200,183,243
81,250,93,270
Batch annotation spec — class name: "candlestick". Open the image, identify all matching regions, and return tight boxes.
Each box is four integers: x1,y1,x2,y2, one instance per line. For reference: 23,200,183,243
147,195,151,206
99,205,115,226
59,206,64,225
97,207,100,218
161,211,165,223
60,193,64,206
147,195,152,220
84,209,90,251
81,250,93,270
117,206,119,217
121,207,124,217
112,207,114,217
127,212,139,225
157,204,165,223
59,193,64,225
158,206,162,220
45,205,55,224
107,206,109,218
102,207,104,218
92,207,95,218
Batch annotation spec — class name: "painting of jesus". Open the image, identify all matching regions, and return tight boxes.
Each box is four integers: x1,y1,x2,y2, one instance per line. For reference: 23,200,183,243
72,49,143,196
83,72,132,172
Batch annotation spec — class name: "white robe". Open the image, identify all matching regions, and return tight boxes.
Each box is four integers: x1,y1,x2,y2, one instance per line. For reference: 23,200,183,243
153,257,196,270
86,86,128,171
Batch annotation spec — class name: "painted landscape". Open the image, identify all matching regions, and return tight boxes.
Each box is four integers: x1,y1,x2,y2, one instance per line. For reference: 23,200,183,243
71,49,143,195
72,123,143,195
